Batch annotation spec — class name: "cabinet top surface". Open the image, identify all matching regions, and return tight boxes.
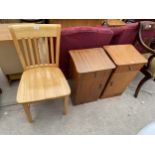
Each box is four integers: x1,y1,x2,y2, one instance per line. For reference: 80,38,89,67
69,48,115,73
103,44,147,66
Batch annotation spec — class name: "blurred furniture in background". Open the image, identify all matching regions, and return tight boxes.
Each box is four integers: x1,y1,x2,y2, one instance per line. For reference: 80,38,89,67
0,19,47,24
49,19,104,28
0,88,2,94
103,19,126,27
134,22,155,97
101,44,147,98
109,22,139,45
20,19,46,24
9,24,70,122
69,48,115,105
0,19,21,23
123,19,155,23
0,24,23,82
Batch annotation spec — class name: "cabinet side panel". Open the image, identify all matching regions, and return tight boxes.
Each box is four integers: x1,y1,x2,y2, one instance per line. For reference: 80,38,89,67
0,41,23,75
69,58,79,104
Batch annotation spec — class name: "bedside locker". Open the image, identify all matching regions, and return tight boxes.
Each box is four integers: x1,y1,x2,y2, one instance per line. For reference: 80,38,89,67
69,48,115,105
101,44,147,98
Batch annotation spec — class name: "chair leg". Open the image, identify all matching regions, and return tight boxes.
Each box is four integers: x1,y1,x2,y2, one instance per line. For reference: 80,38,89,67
63,96,68,115
134,76,152,98
22,104,32,123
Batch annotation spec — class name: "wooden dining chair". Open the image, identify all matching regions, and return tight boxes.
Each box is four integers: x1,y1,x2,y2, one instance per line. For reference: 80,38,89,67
9,24,71,122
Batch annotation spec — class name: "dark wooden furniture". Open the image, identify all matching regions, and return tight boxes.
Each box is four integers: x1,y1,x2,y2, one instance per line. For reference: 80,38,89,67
101,44,147,98
134,22,155,97
69,48,115,105
0,88,2,94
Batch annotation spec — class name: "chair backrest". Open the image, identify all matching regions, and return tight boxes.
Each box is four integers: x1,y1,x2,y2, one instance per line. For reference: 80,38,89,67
9,24,61,70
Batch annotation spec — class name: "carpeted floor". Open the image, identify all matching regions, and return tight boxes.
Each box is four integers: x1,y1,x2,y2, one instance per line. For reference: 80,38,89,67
0,68,155,135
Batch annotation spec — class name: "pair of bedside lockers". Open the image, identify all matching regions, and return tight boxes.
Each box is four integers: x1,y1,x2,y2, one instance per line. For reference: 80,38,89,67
69,44,147,105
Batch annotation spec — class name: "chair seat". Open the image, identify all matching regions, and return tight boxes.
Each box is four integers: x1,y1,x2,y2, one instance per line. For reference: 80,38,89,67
143,53,155,76
17,67,71,103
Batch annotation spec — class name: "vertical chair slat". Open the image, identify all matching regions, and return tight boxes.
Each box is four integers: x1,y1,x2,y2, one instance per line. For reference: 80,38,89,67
45,37,50,64
39,38,45,64
50,37,55,64
28,38,35,65
22,39,30,66
33,38,40,64
55,36,60,66
15,39,26,69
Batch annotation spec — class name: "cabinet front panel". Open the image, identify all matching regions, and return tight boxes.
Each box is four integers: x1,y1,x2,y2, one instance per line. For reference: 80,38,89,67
73,70,112,105
101,65,143,98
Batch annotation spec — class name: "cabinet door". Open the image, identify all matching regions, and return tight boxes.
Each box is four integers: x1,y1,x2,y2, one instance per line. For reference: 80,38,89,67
74,70,112,104
101,64,143,98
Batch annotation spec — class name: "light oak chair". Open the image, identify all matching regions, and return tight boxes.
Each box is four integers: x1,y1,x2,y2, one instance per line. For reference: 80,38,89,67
9,24,71,122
